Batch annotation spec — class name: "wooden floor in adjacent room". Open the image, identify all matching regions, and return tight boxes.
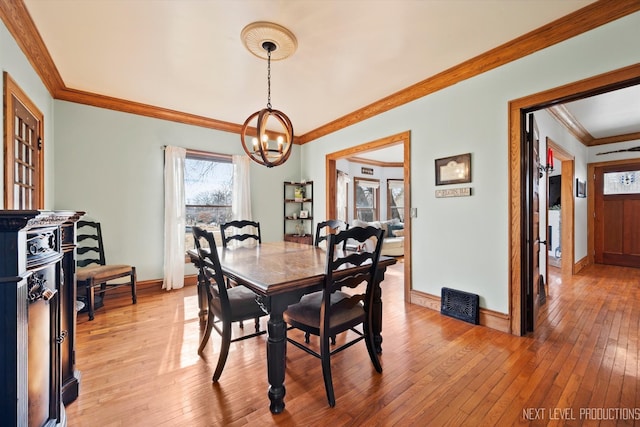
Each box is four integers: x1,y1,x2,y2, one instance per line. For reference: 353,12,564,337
65,261,640,426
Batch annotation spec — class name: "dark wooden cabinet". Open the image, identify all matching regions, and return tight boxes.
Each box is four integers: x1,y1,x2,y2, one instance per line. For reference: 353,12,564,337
0,210,82,427
60,214,83,404
283,181,313,245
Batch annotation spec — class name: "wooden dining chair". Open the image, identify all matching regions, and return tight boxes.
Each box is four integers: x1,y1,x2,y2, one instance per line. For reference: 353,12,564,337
75,220,137,321
192,226,267,382
314,219,348,248
283,225,385,407
220,220,261,248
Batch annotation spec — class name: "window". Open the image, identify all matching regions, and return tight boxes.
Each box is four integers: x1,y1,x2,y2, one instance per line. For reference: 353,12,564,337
354,177,379,221
3,72,44,209
184,150,233,249
387,179,404,221
603,170,640,195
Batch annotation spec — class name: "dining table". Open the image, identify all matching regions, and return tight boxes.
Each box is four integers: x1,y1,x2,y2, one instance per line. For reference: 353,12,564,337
188,240,397,414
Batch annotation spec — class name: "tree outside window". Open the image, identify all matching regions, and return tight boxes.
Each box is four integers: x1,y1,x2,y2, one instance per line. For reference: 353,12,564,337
354,178,379,222
184,152,233,249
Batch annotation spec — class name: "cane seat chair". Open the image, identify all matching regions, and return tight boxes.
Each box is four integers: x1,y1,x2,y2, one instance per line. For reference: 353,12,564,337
283,225,385,406
76,220,137,320
192,226,267,382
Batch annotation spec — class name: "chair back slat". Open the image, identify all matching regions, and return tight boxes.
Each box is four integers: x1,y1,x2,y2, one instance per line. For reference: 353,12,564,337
314,219,348,247
76,220,107,267
220,220,261,248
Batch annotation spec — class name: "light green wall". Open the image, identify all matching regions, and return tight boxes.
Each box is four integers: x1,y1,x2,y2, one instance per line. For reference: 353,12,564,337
52,101,301,280
300,12,640,313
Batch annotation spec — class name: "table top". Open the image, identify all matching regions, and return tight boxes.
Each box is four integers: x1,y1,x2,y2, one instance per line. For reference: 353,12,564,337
188,241,396,297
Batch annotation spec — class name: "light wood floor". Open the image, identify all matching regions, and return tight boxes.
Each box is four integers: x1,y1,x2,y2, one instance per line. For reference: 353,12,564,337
65,261,640,426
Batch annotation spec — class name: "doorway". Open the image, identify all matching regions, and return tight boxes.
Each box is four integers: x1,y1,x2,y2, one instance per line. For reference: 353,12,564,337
509,63,640,336
326,131,412,301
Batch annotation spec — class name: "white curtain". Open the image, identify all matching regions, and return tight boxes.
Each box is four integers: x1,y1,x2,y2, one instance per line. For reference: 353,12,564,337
231,155,255,247
337,170,350,222
163,146,186,290
232,155,252,220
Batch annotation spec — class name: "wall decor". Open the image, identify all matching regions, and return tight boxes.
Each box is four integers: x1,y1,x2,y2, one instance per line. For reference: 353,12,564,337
435,153,471,185
361,167,374,175
576,179,586,198
435,187,472,198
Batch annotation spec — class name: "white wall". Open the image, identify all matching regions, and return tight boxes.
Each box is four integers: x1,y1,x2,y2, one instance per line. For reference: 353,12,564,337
52,101,302,280
301,12,640,313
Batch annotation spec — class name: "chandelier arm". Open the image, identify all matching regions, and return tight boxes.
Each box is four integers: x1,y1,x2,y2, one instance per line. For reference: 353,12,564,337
256,109,271,165
272,112,294,166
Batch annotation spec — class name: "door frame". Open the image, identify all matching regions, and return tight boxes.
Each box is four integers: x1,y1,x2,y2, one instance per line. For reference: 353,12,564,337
509,63,640,336
545,139,575,278
326,131,411,302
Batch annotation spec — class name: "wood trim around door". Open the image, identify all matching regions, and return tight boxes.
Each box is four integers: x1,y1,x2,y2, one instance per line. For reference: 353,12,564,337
546,139,575,277
326,131,411,301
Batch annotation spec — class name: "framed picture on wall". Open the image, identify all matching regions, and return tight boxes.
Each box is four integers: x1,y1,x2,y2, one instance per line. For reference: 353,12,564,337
435,153,471,185
576,179,586,198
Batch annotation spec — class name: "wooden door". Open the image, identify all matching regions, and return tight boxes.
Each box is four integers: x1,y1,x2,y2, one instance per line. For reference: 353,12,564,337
594,163,640,268
3,73,45,209
523,113,541,333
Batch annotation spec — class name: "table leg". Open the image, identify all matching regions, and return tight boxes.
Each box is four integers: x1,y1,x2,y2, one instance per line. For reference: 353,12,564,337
266,297,288,414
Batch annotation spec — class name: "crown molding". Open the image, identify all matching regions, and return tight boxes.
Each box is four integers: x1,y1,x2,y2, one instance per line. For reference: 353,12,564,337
0,0,64,94
54,86,244,134
547,103,640,147
2,0,639,146
546,104,594,145
346,156,403,168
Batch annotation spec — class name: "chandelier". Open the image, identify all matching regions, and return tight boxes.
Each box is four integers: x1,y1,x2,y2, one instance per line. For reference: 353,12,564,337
240,22,297,168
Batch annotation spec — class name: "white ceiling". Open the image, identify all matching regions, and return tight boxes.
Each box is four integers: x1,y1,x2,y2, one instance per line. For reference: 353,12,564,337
21,1,639,163
562,85,640,139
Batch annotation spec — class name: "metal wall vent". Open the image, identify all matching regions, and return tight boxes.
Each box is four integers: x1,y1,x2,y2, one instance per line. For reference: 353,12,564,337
441,287,480,325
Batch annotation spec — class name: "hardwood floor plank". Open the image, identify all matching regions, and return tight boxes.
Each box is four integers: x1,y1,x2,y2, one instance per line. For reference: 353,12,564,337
65,262,640,426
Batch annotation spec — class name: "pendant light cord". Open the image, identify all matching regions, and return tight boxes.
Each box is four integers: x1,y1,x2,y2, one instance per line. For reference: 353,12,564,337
266,47,272,110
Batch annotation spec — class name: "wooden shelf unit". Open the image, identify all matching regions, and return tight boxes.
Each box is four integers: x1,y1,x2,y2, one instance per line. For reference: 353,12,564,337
283,181,313,245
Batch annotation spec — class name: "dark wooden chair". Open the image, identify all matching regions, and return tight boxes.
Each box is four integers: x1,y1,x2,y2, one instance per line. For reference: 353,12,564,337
192,226,267,382
220,220,261,248
76,220,137,321
314,219,349,248
283,225,385,407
